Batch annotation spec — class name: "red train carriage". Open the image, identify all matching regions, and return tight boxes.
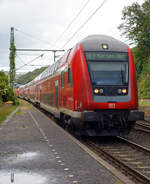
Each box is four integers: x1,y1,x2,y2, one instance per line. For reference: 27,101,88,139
19,35,144,136
18,85,24,98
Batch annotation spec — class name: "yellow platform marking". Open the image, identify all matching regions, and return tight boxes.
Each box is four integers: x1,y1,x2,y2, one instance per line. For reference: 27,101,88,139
112,152,123,154
118,154,128,157
105,148,119,151
137,166,150,169
123,158,135,161
130,162,142,165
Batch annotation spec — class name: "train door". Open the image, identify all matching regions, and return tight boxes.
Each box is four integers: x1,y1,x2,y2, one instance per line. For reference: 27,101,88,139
55,80,59,108
36,85,40,102
34,86,37,101
35,85,38,101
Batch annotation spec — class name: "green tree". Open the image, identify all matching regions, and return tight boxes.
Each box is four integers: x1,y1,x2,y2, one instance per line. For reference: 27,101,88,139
119,0,150,98
0,71,8,103
0,71,18,104
119,0,150,50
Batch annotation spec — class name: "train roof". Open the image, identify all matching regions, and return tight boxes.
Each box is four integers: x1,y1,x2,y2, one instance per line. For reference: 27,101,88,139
79,35,128,52
20,35,128,87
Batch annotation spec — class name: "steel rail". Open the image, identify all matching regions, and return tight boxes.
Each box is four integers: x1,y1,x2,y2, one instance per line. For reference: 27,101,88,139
20,99,150,183
84,139,150,184
117,136,150,154
134,121,150,134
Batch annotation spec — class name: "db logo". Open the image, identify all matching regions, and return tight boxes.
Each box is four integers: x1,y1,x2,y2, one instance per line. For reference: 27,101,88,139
108,103,116,109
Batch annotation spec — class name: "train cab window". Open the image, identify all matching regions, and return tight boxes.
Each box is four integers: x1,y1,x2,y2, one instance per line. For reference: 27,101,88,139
61,71,65,88
85,52,129,86
88,62,128,86
68,68,73,86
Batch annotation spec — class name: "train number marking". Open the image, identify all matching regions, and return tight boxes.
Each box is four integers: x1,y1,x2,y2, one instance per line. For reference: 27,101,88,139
108,103,116,109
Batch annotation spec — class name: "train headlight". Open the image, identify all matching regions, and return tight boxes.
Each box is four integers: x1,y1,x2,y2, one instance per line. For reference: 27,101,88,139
122,89,127,94
94,89,99,94
102,44,109,50
99,89,103,94
118,89,122,94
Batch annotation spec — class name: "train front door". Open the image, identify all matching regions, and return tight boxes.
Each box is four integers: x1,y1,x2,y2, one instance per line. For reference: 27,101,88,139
55,80,59,108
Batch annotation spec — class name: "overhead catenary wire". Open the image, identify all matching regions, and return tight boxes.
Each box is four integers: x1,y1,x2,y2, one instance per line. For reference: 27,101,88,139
16,55,43,67
27,64,46,67
53,0,90,45
14,28,54,46
16,54,44,71
13,0,109,72
16,54,26,65
61,0,108,49
17,53,42,56
15,53,49,72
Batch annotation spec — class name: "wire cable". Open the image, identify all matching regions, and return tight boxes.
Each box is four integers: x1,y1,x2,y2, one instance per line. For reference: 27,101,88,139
61,0,108,48
16,54,44,71
16,54,26,65
14,28,54,46
53,0,90,45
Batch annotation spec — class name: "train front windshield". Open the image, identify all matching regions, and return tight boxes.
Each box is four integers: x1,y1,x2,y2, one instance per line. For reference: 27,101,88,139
85,52,129,86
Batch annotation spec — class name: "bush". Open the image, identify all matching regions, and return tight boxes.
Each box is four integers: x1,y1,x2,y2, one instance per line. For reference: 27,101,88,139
0,71,19,105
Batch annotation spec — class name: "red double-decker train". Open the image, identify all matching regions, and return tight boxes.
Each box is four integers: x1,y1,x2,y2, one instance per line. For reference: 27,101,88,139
19,35,144,136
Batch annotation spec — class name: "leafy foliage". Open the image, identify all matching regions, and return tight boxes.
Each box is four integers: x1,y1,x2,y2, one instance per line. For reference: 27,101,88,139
0,71,18,104
132,46,148,79
16,66,47,85
119,0,150,99
119,0,150,50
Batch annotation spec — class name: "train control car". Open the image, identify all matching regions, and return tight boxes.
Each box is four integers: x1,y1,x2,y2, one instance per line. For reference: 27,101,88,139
19,35,144,136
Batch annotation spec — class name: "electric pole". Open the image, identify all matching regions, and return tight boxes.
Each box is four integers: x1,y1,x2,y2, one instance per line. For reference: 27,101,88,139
9,27,16,87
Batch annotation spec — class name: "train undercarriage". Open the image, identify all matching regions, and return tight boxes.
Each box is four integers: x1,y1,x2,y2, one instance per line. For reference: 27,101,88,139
62,110,144,136
21,97,144,137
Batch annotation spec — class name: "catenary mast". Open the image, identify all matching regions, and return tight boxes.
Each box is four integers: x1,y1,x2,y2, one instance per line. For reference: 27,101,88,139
9,27,16,87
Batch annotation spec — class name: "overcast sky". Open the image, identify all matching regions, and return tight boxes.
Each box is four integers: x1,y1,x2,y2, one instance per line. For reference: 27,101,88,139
0,0,145,73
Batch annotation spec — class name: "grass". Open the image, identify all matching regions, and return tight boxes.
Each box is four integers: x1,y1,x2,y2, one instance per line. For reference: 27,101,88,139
139,101,150,107
19,99,33,110
15,108,24,116
0,104,18,124
139,100,150,116
0,100,33,124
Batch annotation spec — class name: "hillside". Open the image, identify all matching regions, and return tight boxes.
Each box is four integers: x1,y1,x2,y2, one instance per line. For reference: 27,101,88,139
16,66,48,85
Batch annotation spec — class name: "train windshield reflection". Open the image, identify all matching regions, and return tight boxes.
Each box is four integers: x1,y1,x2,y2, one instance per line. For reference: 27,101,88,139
88,61,128,86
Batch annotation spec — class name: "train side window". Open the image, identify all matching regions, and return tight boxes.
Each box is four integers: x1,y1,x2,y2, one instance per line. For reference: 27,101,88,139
61,71,65,88
68,68,72,86
48,81,50,91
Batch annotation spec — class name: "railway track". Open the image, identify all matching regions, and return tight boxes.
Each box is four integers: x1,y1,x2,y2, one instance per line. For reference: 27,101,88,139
81,136,150,184
25,100,150,183
135,121,150,133
39,105,150,183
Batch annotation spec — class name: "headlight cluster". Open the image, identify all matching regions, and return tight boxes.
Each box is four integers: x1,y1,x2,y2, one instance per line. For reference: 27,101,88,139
94,88,104,94
93,87,128,95
117,88,127,94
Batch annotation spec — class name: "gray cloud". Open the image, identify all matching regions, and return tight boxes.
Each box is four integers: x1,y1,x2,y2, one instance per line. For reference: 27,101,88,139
0,0,145,72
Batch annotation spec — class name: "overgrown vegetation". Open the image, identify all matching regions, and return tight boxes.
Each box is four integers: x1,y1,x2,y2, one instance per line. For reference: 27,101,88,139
16,66,47,85
0,104,17,123
119,0,150,99
0,71,18,105
139,101,150,107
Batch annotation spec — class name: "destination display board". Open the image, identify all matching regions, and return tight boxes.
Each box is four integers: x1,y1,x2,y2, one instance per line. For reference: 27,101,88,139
85,52,128,61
